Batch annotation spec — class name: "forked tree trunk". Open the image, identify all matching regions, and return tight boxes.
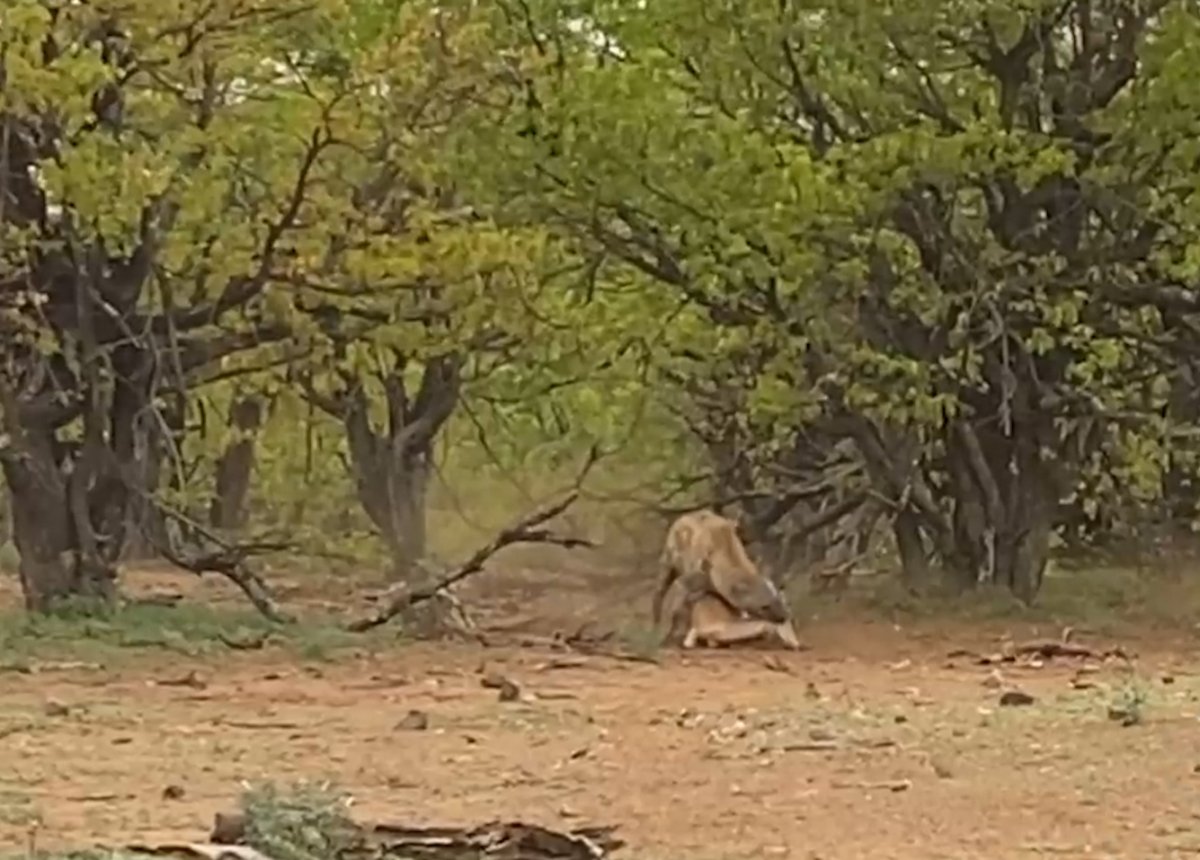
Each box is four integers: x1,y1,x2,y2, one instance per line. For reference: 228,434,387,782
209,394,265,532
941,418,1059,603
0,327,157,609
848,408,1062,603
308,353,462,582
351,441,431,577
1,426,116,609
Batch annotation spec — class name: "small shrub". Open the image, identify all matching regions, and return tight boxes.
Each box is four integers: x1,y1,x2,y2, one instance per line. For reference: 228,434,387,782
240,781,361,860
1107,679,1148,727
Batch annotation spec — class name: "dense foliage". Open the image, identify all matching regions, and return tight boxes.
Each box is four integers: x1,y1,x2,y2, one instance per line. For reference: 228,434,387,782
2,0,1199,610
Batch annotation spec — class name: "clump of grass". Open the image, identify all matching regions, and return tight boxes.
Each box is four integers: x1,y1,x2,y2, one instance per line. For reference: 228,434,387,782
0,540,19,574
1107,677,1149,727
614,620,663,659
240,781,361,860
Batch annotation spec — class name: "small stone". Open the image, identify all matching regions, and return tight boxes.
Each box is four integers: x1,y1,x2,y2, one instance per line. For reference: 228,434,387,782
481,673,521,701
929,757,954,779
162,784,186,800
397,709,429,731
210,812,247,844
44,698,70,717
1106,706,1138,727
998,690,1034,707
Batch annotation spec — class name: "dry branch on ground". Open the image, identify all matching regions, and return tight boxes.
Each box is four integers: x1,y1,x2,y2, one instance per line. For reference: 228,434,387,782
346,490,595,632
168,807,623,860
137,495,293,623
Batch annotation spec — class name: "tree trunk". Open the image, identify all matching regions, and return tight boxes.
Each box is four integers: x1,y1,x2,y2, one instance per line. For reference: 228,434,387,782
353,449,430,578
121,394,183,561
0,475,10,548
844,405,1060,602
209,394,264,532
1,432,116,610
893,509,932,587
940,417,1059,603
310,353,461,583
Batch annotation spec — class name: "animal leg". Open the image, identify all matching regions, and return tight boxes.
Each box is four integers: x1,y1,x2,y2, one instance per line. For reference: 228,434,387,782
663,586,702,646
681,625,700,649
651,562,681,626
771,620,803,650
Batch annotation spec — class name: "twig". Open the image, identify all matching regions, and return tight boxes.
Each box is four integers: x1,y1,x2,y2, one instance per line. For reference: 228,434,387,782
1013,640,1131,661
647,474,852,519
215,718,302,730
831,779,911,792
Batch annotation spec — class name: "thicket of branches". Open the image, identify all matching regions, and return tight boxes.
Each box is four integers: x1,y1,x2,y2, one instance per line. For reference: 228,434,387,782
2,0,1199,613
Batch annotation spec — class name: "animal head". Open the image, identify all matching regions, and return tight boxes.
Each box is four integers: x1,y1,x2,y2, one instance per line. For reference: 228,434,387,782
729,575,790,624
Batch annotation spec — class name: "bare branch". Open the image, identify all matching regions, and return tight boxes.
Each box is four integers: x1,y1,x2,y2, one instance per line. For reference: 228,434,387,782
135,493,293,623
345,447,603,634
346,490,594,632
647,471,853,520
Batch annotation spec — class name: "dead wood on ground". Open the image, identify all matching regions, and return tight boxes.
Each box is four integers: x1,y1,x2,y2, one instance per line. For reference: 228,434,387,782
138,494,292,623
346,447,602,633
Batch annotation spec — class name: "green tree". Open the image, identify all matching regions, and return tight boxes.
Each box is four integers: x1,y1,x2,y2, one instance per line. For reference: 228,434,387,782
0,0,531,608
251,1,562,581
485,0,1200,600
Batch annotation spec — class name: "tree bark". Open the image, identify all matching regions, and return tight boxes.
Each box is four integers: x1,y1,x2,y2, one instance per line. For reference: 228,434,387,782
121,393,184,561
940,416,1059,602
349,428,431,578
893,509,932,588
308,352,462,582
209,394,265,532
1,426,116,609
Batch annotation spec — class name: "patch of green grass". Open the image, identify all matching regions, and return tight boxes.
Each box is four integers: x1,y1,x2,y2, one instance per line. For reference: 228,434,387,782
612,619,664,659
1105,674,1151,727
825,575,1041,623
0,599,390,665
822,559,1200,634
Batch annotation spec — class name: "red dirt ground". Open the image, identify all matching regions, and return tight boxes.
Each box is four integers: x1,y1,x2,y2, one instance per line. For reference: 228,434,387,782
2,563,1200,859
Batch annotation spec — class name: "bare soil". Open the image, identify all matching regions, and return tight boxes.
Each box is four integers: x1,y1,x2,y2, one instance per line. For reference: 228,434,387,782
2,563,1200,859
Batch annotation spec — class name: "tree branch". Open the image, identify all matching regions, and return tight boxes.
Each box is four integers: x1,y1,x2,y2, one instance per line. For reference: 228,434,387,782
135,493,292,623
345,445,603,632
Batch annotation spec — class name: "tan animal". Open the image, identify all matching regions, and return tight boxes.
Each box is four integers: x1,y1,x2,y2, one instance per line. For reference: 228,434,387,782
680,592,802,650
652,509,799,647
